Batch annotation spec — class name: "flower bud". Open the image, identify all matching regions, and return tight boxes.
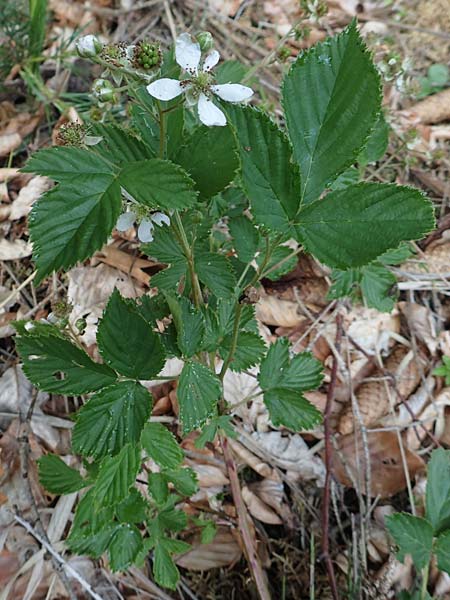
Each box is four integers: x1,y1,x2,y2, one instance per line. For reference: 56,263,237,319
196,31,214,52
76,35,102,58
92,78,116,103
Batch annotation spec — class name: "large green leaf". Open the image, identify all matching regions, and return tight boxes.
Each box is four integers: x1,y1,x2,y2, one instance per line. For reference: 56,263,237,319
72,381,152,458
14,321,116,394
425,448,450,533
97,289,165,379
141,422,184,470
119,159,197,210
23,147,121,280
297,183,435,269
38,455,86,494
175,125,238,198
109,523,143,571
94,443,140,507
153,543,180,590
386,513,433,570
258,338,323,431
435,531,450,575
282,21,381,204
177,361,221,433
226,105,301,233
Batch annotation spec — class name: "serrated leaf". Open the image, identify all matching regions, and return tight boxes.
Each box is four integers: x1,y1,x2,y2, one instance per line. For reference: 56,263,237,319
148,473,169,505
425,448,450,533
282,21,381,204
141,422,184,470
229,215,260,263
116,488,148,523
297,183,435,269
89,123,153,165
219,331,266,372
258,338,323,431
119,159,197,210
160,537,191,554
226,104,301,234
358,112,389,166
72,381,152,458
196,251,236,298
329,166,360,191
165,468,198,497
177,361,221,433
153,543,180,589
259,245,297,281
215,60,248,84
94,444,140,507
386,513,433,569
175,126,238,198
15,322,116,394
109,523,143,571
23,147,121,281
360,263,397,312
156,506,188,532
38,455,86,494
165,295,205,357
435,530,450,575
143,227,187,291
97,289,165,379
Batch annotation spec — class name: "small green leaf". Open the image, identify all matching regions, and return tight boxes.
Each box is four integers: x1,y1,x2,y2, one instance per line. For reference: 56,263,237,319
148,473,169,505
177,361,221,433
119,159,198,210
297,183,435,269
428,64,449,86
97,289,165,379
360,263,397,312
94,444,140,507
386,513,433,570
165,468,198,497
358,112,389,166
259,245,297,281
116,488,148,523
175,126,238,198
38,455,86,494
143,227,187,292
263,388,322,430
165,295,205,357
435,530,450,574
282,21,381,204
15,322,116,394
226,104,301,234
141,422,184,470
425,448,450,533
196,251,236,298
215,60,248,84
72,381,152,458
219,331,266,372
153,543,180,589
229,216,260,263
109,523,143,571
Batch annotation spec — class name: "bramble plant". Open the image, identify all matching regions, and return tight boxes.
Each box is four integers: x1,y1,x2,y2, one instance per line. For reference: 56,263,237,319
15,23,435,593
386,449,450,600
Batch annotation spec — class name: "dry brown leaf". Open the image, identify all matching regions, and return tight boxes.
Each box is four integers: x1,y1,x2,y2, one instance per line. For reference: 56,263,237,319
403,88,450,124
176,526,242,570
347,306,400,356
256,294,305,327
402,242,450,275
188,463,229,488
94,245,157,287
331,431,425,497
8,177,51,221
0,133,21,158
0,238,33,260
398,301,438,354
227,438,273,478
248,478,285,516
339,345,424,434
0,550,20,585
242,486,282,525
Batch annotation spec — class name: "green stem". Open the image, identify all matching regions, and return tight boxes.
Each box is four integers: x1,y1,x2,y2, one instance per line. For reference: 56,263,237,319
421,564,429,600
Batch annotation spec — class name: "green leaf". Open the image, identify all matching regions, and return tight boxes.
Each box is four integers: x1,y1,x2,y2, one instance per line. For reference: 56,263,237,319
282,21,381,204
94,444,140,507
143,227,187,292
428,64,449,86
165,467,198,497
329,166,360,191
97,289,165,379
226,105,301,234
358,112,389,166
219,331,266,372
72,381,152,458
109,523,143,571
141,422,184,470
160,537,191,554
153,543,180,590
259,245,297,281
297,183,435,269
425,448,450,533
196,251,236,298
116,488,148,523
258,338,323,430
38,455,86,494
23,147,121,281
89,123,153,165
215,60,248,84
165,295,205,357
148,473,169,505
229,216,260,263
360,263,397,312
177,361,221,433
156,506,188,532
386,513,433,570
15,322,116,394
195,415,236,448
119,159,198,210
435,530,450,574
175,126,238,198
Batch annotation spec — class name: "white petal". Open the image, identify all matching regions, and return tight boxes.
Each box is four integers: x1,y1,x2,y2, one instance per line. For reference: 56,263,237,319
151,212,171,227
197,94,226,127
175,33,201,74
202,50,220,72
211,83,254,103
137,219,155,243
116,211,136,231
146,78,184,101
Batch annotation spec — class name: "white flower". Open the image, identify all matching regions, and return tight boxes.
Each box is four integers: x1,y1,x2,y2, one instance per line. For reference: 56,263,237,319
146,33,253,127
115,211,170,243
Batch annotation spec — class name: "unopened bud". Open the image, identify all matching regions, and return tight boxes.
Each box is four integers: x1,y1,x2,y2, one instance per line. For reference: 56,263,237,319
76,35,102,58
92,78,116,103
196,31,214,52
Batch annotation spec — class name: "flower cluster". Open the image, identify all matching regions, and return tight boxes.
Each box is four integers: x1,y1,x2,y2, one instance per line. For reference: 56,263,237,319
146,33,253,127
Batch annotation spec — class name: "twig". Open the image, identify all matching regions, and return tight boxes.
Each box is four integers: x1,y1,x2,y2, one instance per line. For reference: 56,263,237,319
321,310,343,600
13,515,104,600
220,435,271,600
0,271,37,311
